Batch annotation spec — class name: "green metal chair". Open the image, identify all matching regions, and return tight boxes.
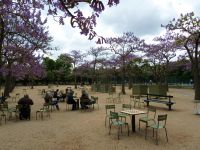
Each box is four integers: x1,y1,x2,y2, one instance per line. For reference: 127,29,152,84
113,93,122,103
106,92,114,103
0,102,8,124
139,106,156,139
91,96,99,109
109,111,129,140
105,104,115,126
7,105,20,121
148,114,168,145
36,105,50,120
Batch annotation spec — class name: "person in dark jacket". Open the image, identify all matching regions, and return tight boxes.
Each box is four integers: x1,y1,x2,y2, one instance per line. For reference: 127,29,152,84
52,89,60,110
80,89,95,109
18,94,33,120
67,90,77,110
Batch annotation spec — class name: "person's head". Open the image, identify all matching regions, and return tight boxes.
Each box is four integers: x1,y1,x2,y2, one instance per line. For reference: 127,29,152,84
82,89,88,96
24,94,29,99
56,89,59,92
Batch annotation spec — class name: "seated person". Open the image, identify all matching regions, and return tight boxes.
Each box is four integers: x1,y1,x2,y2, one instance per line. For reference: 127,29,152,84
67,90,77,111
80,89,95,109
53,89,62,101
44,92,59,110
18,94,34,120
44,92,52,104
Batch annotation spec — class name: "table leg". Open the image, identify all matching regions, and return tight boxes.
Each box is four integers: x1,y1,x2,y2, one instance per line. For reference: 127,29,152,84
132,115,136,132
76,99,79,109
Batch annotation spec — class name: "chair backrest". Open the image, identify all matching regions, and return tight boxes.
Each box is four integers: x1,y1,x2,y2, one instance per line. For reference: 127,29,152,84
105,105,115,114
147,106,156,119
92,96,98,103
158,114,167,127
110,111,119,120
43,105,50,110
118,92,121,98
108,92,114,98
2,102,8,110
122,104,132,110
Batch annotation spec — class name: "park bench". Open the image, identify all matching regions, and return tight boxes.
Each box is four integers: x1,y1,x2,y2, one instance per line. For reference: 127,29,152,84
144,94,175,110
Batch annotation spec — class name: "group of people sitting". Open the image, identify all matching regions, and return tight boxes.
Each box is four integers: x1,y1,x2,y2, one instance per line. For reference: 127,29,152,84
43,88,96,111
66,88,96,110
17,88,96,120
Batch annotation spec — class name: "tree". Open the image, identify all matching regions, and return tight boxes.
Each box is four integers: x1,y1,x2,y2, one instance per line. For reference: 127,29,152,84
145,32,177,84
127,58,151,87
106,32,145,94
76,60,93,85
43,57,56,83
88,47,106,84
0,1,53,96
152,31,177,83
167,58,192,84
69,50,83,88
48,0,120,43
56,54,72,84
164,12,200,99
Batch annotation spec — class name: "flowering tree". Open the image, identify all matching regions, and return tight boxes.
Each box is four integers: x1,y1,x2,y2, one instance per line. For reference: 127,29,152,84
46,0,119,43
0,0,119,44
164,12,200,100
0,1,53,96
145,31,177,83
106,32,145,94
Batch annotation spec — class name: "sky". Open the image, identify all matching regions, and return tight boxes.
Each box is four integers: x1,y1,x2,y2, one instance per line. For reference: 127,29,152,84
46,0,200,59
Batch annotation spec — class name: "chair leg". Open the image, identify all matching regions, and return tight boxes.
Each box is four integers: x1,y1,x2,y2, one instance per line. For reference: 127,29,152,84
41,112,43,120
2,115,6,124
156,129,158,145
105,116,107,126
0,116,2,125
152,128,154,137
139,120,141,131
165,128,168,142
47,111,50,118
36,112,38,120
109,123,112,135
127,124,129,136
145,123,148,140
118,126,120,140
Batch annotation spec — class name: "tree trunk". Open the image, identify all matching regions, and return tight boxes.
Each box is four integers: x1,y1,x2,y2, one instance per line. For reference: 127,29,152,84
128,77,133,89
0,16,5,89
0,16,4,67
194,71,200,100
121,59,126,94
74,70,77,89
30,78,34,89
4,71,12,97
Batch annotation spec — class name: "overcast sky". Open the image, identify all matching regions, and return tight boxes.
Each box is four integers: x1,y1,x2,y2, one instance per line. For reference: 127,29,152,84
46,0,200,59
